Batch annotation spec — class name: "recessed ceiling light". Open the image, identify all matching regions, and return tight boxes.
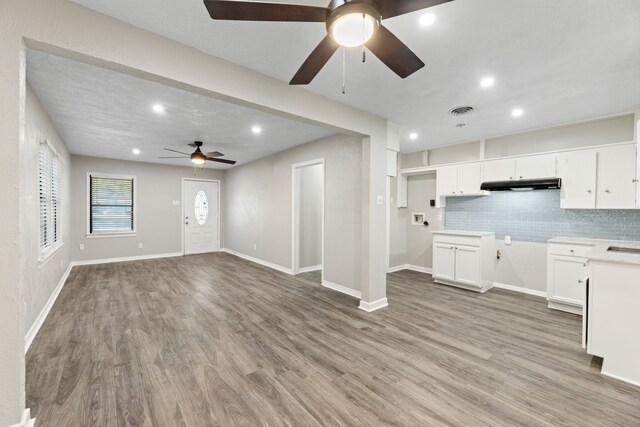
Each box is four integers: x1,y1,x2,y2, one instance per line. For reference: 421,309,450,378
132,148,141,155
480,77,495,88
409,132,418,140
511,108,524,117
152,104,165,113
419,13,436,26
252,125,262,134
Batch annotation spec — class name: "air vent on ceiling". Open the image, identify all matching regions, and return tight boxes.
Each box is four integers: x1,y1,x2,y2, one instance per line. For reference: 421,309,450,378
450,106,474,116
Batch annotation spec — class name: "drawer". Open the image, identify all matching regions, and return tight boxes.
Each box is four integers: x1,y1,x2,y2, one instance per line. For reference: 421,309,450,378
433,235,483,247
548,243,594,257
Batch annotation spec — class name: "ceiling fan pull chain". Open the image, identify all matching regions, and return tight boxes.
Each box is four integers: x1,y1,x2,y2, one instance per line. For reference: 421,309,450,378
362,14,366,63
342,47,346,94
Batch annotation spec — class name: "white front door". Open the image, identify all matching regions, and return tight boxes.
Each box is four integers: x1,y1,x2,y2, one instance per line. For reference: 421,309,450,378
184,180,219,255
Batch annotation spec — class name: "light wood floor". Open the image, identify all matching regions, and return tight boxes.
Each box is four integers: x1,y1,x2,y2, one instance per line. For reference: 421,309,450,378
27,253,640,426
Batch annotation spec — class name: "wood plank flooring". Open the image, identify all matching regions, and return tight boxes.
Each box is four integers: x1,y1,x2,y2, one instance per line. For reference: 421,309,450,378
26,253,640,426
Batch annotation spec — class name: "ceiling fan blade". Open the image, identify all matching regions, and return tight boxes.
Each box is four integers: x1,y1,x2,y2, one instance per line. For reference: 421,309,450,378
366,25,425,79
205,151,224,157
376,0,454,19
290,35,339,85
207,157,237,165
164,148,191,155
204,0,328,22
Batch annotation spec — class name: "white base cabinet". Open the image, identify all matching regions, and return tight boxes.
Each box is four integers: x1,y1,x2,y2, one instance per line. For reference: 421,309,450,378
432,231,495,293
546,240,595,314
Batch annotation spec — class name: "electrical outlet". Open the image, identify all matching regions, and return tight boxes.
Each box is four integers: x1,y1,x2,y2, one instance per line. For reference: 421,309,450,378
505,236,512,245
254,244,257,251
172,200,180,206
78,243,85,251
376,195,384,205
138,243,144,249
437,214,443,222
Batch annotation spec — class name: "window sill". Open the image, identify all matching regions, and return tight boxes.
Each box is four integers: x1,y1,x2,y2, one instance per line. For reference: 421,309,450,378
38,242,64,268
86,232,137,239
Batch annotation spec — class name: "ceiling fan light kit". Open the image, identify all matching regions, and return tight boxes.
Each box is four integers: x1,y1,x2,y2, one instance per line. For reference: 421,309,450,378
326,2,379,48
159,141,237,172
203,0,454,85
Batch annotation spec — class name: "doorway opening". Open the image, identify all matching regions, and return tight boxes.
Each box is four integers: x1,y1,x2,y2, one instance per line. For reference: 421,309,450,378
292,159,325,284
183,178,220,255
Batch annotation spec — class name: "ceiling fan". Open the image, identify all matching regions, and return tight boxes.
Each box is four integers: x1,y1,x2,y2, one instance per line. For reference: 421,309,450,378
203,0,454,85
159,141,237,165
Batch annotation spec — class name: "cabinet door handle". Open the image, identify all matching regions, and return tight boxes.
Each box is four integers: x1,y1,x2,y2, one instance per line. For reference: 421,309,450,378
570,249,574,253
578,280,584,284
633,179,639,183
605,189,611,193
587,189,592,193
519,176,523,179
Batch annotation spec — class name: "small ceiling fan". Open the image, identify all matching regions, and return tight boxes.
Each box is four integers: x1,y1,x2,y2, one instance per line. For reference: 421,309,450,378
159,141,237,165
203,0,454,85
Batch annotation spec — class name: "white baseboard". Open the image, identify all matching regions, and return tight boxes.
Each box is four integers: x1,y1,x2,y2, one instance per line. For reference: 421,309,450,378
9,409,34,427
601,369,640,388
388,264,432,274
71,252,183,266
322,280,361,299
221,248,294,275
299,265,322,273
25,263,73,353
358,298,388,312
493,282,547,298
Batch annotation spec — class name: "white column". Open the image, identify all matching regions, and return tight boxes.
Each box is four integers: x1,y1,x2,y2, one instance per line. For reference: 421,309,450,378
0,15,27,425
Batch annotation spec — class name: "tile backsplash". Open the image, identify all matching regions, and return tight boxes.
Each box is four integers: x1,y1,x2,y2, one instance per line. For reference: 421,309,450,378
444,190,640,243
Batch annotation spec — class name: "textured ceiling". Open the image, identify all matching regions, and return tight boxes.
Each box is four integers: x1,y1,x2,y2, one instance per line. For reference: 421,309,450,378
70,0,640,152
26,50,336,169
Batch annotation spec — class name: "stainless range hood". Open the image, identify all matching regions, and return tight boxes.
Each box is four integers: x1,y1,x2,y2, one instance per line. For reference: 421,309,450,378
480,177,562,191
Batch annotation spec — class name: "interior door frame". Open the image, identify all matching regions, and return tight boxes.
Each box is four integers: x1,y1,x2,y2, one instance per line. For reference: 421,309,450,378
291,159,325,280
181,178,221,255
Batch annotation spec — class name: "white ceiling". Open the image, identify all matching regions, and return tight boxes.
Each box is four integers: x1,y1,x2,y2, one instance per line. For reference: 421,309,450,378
70,0,640,152
26,49,336,169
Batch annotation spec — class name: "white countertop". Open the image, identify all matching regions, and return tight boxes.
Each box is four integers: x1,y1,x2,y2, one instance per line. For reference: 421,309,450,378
549,236,640,265
432,230,495,237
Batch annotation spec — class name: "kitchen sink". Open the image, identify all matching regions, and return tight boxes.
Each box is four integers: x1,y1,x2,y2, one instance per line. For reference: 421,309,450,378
607,246,640,254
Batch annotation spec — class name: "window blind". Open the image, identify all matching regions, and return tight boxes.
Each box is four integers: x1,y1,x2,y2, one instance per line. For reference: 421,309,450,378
39,142,61,254
90,175,134,233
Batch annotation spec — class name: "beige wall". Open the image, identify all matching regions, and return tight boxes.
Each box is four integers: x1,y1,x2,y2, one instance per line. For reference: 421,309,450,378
224,134,363,291
70,156,224,261
22,85,72,336
389,174,444,269
484,114,634,158
298,163,323,269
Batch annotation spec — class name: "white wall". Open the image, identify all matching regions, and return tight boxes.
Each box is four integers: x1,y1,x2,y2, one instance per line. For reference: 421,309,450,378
22,85,72,338
70,156,224,261
389,174,444,270
298,163,322,269
225,134,363,292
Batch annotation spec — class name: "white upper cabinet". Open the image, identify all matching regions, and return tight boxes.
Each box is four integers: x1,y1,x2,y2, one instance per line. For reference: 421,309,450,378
558,144,637,209
436,163,483,197
457,163,483,195
558,150,597,209
597,144,637,209
516,154,557,180
483,155,556,182
436,166,459,196
482,159,516,182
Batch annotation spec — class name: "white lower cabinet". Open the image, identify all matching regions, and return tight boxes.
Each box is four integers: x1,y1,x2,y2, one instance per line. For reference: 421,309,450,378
432,231,495,293
546,240,594,314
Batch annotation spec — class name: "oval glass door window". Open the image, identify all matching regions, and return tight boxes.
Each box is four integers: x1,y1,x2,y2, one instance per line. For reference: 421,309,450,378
194,190,209,225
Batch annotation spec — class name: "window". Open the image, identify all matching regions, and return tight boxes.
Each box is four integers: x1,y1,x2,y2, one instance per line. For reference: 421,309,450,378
39,141,62,258
88,173,136,236
194,190,209,225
